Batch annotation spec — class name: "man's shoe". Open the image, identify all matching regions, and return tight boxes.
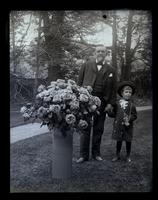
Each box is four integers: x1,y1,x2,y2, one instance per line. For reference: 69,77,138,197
94,156,103,161
112,156,120,162
76,157,88,163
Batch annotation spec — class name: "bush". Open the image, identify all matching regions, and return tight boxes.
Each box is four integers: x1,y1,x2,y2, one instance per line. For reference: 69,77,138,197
130,70,152,98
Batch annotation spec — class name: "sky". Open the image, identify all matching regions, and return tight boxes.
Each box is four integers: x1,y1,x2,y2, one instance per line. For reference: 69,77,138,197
15,14,113,47
13,10,145,50
15,10,135,48
15,10,149,49
84,23,112,46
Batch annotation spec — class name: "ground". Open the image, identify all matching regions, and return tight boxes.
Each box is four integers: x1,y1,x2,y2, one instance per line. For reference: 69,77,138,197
10,109,152,192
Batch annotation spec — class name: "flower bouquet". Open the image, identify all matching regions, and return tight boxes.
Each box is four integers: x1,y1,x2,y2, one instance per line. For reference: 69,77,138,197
20,79,101,179
20,79,101,136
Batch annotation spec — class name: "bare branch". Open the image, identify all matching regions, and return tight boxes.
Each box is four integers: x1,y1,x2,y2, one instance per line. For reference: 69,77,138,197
130,34,142,58
19,13,33,49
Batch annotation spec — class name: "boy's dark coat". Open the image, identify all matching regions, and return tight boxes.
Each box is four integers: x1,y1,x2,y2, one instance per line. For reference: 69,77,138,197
109,100,137,142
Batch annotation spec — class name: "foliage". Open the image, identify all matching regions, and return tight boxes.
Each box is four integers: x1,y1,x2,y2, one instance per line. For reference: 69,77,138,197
130,70,152,98
10,11,33,73
100,10,152,80
10,10,152,99
20,79,101,136
10,73,48,104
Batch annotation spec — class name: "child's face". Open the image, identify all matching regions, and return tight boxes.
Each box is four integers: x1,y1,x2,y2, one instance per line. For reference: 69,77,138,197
122,86,132,100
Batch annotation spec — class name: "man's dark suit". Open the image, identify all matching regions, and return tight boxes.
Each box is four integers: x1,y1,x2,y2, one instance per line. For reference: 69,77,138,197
77,59,117,159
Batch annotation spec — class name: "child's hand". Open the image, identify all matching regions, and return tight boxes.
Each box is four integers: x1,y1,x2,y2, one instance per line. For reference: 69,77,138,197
123,115,130,126
124,121,130,126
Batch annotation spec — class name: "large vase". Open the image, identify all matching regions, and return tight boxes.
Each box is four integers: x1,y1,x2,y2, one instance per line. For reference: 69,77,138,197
52,128,73,179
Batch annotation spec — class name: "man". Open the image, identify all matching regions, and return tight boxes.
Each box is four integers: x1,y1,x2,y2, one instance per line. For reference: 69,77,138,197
76,45,117,163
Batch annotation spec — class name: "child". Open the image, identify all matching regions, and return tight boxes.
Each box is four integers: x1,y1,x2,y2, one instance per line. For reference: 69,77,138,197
108,81,137,162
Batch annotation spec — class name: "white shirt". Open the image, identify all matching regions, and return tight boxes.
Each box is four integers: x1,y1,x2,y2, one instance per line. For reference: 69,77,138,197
96,59,105,71
97,65,102,71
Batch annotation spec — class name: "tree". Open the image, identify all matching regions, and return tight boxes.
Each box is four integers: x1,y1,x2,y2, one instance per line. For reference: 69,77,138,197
111,12,118,71
33,12,42,97
10,11,33,74
122,10,134,80
39,11,103,82
121,11,152,81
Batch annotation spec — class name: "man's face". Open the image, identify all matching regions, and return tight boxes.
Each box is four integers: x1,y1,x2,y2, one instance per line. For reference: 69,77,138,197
95,46,106,62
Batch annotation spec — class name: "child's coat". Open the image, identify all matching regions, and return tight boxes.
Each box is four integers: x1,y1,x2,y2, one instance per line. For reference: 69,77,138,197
108,99,137,142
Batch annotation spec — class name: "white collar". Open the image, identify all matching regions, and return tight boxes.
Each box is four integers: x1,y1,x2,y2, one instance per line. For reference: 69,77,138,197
97,65,102,71
96,59,105,65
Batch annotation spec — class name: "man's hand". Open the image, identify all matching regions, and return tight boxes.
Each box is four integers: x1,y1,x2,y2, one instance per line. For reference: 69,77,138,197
104,104,113,113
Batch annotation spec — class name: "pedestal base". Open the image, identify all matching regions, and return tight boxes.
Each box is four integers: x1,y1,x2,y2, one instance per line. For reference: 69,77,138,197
52,128,73,179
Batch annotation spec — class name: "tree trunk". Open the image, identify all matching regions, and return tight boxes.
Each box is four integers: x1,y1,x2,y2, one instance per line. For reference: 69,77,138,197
120,56,125,81
123,11,134,80
10,14,17,73
34,14,42,98
52,128,73,179
112,13,117,71
42,11,65,84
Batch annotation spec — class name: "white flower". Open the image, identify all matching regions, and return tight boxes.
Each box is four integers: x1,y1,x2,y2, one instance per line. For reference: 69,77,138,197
79,94,89,102
53,94,62,103
22,112,30,118
50,81,57,85
93,96,101,107
43,96,51,102
49,105,61,114
20,79,101,135
62,92,73,101
20,106,27,114
48,90,57,98
66,85,73,92
70,100,79,110
79,87,90,96
119,99,128,109
89,105,97,112
57,79,65,83
89,96,101,107
71,85,79,93
57,82,68,89
78,120,88,129
67,79,76,85
47,83,56,89
37,84,45,92
43,90,50,96
85,86,93,94
37,106,48,116
65,114,76,125
36,91,46,99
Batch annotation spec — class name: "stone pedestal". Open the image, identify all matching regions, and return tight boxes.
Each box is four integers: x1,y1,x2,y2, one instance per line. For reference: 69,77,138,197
52,128,73,179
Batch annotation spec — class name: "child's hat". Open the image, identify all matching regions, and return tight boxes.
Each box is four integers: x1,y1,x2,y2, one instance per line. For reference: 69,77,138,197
117,81,136,97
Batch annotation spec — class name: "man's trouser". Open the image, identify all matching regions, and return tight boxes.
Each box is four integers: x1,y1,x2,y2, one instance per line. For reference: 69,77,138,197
80,95,106,159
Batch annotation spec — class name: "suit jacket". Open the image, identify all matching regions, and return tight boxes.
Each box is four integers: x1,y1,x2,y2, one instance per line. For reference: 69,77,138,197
77,59,117,106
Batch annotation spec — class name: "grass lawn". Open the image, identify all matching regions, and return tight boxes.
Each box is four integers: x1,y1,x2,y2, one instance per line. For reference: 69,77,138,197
10,109,152,192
